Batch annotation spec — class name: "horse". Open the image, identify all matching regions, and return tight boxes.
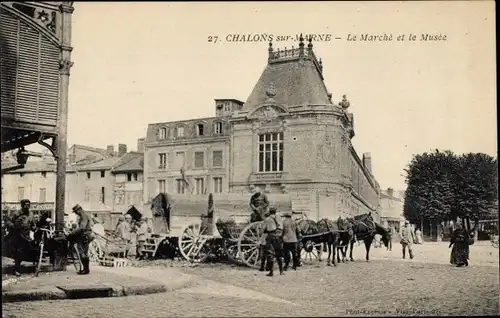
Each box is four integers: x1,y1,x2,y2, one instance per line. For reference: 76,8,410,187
335,217,355,263
344,212,391,262
296,218,342,266
296,219,323,265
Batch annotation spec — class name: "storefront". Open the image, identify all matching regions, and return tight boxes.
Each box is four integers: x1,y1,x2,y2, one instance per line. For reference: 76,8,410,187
1,202,54,221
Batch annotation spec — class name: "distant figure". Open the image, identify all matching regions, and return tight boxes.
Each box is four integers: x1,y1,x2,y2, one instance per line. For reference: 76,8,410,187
67,204,95,275
386,226,393,251
449,221,470,267
116,214,132,257
400,220,415,259
249,187,269,222
415,228,423,244
136,216,149,260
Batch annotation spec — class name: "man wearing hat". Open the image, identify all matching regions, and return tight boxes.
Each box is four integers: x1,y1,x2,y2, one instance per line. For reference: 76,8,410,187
262,207,284,276
4,199,33,276
282,211,300,271
67,204,94,275
249,187,269,222
400,220,415,259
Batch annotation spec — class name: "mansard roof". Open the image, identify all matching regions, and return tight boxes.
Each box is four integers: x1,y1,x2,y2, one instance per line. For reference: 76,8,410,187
243,37,332,111
111,152,143,173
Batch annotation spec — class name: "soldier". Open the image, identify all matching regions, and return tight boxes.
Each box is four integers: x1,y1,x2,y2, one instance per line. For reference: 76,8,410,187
282,212,300,271
249,187,269,222
4,199,33,276
263,207,284,276
400,220,415,259
67,204,95,275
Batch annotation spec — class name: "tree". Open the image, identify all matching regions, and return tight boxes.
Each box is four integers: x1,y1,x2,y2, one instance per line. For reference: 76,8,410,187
403,150,498,225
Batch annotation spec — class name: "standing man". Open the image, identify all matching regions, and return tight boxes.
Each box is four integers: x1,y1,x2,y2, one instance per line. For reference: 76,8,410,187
386,226,393,251
282,212,300,271
400,220,415,259
136,216,149,260
249,187,269,222
116,214,132,258
263,207,284,276
67,204,95,275
4,199,33,276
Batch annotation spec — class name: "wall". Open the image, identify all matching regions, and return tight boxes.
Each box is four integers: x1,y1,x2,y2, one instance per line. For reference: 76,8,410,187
113,172,144,214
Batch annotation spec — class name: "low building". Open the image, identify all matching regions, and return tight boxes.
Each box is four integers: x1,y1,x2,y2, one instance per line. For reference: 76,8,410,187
379,188,404,232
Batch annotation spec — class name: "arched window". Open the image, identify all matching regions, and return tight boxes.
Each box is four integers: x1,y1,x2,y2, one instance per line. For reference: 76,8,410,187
158,127,167,139
196,123,205,136
176,126,185,138
214,122,223,134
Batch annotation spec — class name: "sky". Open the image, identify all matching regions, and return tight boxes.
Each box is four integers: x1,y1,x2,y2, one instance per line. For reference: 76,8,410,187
29,1,496,191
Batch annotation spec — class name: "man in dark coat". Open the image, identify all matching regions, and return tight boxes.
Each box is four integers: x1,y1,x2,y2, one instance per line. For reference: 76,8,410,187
249,187,269,222
282,212,300,271
262,207,284,276
4,199,33,276
67,204,94,275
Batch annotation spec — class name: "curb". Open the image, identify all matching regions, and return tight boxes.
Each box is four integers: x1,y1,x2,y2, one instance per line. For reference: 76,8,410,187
1,279,190,303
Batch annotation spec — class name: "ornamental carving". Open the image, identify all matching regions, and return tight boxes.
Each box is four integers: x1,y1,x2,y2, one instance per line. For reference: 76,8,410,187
11,3,57,34
318,131,336,164
339,94,350,110
265,83,277,99
59,59,74,75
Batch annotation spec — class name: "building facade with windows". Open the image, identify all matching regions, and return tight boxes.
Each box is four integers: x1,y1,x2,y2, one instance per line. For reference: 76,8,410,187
143,38,381,221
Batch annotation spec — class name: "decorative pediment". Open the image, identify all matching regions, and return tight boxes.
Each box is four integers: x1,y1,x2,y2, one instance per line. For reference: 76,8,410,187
247,104,288,121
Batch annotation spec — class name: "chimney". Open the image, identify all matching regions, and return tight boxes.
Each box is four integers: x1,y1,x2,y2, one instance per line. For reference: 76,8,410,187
387,187,394,197
362,152,372,174
106,145,115,156
118,144,127,157
137,138,145,153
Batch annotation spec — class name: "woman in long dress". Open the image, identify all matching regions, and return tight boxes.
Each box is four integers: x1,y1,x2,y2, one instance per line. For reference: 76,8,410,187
449,222,470,267
415,228,423,244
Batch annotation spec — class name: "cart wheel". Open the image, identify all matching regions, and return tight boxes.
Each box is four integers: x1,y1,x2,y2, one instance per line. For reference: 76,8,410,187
35,241,44,277
178,223,211,263
300,240,322,262
71,244,83,272
223,240,239,263
237,222,264,269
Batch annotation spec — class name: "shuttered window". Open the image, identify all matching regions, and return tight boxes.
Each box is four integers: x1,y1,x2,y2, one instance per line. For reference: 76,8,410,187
194,152,204,168
0,8,60,126
212,150,223,167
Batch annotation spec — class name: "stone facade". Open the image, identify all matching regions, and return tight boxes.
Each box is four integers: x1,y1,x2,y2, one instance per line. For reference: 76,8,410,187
143,37,381,221
379,188,404,231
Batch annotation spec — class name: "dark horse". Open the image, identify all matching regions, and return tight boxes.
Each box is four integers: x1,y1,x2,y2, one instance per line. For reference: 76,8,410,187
296,218,342,266
343,213,391,262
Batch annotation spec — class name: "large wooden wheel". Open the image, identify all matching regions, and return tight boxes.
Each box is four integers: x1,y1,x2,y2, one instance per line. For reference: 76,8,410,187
237,221,264,269
223,239,239,263
178,223,211,263
300,240,323,262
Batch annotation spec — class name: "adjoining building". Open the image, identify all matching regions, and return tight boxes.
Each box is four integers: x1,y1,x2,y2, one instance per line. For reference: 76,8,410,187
379,188,405,232
143,37,381,222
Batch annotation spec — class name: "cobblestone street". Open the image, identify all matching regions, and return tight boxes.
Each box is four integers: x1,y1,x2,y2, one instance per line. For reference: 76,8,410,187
3,243,499,317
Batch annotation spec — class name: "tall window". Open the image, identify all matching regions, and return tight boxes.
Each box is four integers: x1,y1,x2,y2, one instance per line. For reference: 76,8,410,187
39,188,46,203
84,188,91,202
194,151,204,168
100,187,105,204
100,170,105,178
176,179,185,194
214,122,223,134
158,153,167,169
258,132,284,172
158,179,166,194
177,126,184,138
196,124,204,136
17,187,25,201
213,177,223,193
175,152,185,169
212,150,223,167
195,178,205,195
158,127,167,139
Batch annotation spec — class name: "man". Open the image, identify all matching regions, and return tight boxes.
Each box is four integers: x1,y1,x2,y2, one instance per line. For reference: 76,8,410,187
262,207,284,276
386,226,393,251
136,216,149,260
4,199,33,276
249,187,269,222
282,212,300,271
67,204,94,275
116,214,132,257
400,220,415,259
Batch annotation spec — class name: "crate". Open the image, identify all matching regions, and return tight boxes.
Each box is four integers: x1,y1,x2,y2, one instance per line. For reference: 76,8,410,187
98,257,130,267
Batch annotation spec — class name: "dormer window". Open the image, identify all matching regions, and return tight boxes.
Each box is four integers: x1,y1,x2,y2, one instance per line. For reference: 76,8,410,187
158,127,167,140
196,124,204,136
214,122,223,134
176,126,185,138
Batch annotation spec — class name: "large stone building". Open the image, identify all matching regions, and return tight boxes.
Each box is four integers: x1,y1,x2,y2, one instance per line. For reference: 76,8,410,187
143,37,381,221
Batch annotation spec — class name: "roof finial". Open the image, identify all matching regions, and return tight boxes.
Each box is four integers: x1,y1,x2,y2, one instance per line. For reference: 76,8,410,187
268,41,274,61
308,36,313,48
299,33,305,47
339,94,350,110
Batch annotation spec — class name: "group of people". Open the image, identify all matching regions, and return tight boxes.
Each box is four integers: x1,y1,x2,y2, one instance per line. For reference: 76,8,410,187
114,214,151,259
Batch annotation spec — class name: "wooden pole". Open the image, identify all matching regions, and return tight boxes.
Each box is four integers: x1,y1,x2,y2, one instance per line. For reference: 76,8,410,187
53,3,74,271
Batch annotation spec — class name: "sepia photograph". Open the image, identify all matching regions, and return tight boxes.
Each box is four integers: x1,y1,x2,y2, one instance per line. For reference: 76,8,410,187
1,1,497,317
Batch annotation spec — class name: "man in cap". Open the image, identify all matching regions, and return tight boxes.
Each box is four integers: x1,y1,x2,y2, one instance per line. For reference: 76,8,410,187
400,220,415,259
262,207,284,276
4,199,33,276
249,187,269,223
67,204,94,275
282,211,300,271
116,214,132,257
